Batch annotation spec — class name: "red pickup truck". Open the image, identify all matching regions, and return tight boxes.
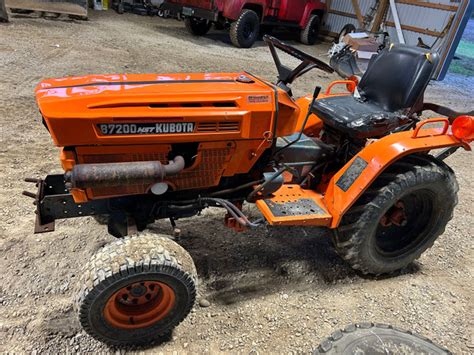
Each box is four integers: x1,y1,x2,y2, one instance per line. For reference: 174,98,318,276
162,0,325,48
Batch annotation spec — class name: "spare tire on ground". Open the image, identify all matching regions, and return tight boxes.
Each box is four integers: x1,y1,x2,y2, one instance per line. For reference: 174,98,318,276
314,323,451,354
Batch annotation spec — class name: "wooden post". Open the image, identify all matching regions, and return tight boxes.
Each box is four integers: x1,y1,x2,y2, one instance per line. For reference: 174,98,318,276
0,0,9,22
351,0,364,28
371,0,389,32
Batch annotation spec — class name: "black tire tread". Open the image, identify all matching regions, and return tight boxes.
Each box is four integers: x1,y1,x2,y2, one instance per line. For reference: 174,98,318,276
76,233,197,346
230,9,259,48
334,154,458,275
314,322,452,354
300,14,320,45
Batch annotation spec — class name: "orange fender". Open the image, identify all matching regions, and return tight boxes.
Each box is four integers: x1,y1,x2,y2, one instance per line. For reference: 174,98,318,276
323,118,471,228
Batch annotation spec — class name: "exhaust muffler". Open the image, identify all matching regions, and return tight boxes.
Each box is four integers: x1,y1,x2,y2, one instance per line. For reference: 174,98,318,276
65,156,185,189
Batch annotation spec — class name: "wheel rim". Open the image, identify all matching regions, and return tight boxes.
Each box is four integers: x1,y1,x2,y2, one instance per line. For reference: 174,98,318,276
103,281,176,329
309,22,318,42
243,22,255,40
375,189,435,257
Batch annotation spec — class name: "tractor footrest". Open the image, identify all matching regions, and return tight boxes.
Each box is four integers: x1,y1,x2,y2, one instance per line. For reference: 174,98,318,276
256,185,332,226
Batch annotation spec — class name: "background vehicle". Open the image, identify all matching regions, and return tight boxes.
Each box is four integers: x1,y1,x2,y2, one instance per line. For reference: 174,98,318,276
162,0,325,47
25,37,473,346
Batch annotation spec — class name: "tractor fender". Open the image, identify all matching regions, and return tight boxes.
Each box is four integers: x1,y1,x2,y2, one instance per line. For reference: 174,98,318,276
323,120,470,228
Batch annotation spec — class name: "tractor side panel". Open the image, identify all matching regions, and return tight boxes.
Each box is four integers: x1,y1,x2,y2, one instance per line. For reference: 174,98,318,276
323,127,465,228
36,72,276,146
37,72,281,201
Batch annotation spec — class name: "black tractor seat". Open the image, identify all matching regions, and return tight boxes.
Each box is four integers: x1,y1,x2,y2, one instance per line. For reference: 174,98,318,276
312,45,439,139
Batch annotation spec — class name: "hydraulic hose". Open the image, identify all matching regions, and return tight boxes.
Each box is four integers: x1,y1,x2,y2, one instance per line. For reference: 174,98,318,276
199,197,263,228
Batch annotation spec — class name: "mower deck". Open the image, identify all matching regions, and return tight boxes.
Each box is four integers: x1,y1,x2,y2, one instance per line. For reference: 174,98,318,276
256,185,332,226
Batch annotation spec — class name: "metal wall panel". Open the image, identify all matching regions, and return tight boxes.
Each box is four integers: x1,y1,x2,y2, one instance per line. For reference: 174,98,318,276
384,2,454,46
321,0,473,80
322,0,377,34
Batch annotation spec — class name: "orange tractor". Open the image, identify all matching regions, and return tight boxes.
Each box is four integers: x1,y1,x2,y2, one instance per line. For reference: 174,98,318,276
25,36,473,346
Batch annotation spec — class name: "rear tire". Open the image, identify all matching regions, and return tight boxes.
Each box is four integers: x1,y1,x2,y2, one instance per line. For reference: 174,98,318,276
334,155,458,275
300,14,321,45
76,233,197,346
116,2,124,14
230,9,260,48
185,17,212,36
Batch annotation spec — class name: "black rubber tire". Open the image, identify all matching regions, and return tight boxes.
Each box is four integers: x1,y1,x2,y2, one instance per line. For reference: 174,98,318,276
76,233,197,346
314,323,451,354
230,9,260,48
184,17,212,36
334,154,458,275
300,14,321,45
336,23,356,43
116,3,124,14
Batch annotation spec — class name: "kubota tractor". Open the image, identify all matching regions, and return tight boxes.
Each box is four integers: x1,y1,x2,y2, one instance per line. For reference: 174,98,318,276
25,36,473,346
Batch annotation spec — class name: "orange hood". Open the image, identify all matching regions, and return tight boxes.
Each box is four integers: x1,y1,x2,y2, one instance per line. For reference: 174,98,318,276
35,72,277,146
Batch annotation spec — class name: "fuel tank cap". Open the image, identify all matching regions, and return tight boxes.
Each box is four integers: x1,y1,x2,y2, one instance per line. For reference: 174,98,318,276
236,74,255,83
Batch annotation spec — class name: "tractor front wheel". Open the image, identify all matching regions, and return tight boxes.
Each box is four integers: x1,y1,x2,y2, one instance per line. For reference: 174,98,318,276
76,233,197,346
334,155,458,275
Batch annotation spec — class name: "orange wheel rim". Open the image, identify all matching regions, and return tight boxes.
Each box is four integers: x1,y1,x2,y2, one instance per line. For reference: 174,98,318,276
104,281,176,329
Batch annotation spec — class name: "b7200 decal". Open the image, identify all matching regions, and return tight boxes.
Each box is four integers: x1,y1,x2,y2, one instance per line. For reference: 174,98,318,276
97,122,195,135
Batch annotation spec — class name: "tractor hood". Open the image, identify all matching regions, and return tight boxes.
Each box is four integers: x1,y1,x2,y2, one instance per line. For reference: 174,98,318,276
35,72,277,146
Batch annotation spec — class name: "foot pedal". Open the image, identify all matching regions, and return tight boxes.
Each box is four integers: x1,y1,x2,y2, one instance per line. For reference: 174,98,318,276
256,185,332,226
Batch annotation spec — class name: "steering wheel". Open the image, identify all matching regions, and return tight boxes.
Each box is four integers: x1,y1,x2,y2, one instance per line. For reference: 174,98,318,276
263,35,334,86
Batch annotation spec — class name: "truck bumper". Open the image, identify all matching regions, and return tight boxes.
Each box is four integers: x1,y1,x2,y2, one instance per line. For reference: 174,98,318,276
161,2,218,21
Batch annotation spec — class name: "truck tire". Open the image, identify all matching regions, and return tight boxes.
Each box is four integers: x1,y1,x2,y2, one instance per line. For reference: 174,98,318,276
230,9,260,48
116,2,124,14
314,323,451,354
185,17,212,36
300,14,320,45
334,154,458,275
76,233,197,346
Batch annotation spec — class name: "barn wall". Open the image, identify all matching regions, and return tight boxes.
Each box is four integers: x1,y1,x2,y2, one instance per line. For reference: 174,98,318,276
320,0,473,79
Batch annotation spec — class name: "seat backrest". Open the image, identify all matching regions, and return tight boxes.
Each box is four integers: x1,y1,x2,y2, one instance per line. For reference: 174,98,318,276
357,44,439,112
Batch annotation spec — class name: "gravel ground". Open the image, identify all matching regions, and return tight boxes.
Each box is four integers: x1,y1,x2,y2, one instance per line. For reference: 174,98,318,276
0,10,473,354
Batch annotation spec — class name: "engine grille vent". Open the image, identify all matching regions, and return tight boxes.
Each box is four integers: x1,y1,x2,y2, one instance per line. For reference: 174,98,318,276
196,121,240,132
81,145,233,198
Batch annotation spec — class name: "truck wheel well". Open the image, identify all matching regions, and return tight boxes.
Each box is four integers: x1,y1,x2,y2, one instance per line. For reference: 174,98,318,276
242,4,263,20
311,9,324,20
